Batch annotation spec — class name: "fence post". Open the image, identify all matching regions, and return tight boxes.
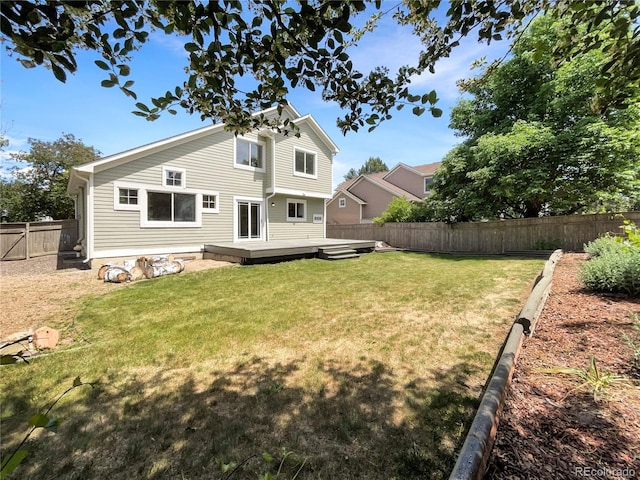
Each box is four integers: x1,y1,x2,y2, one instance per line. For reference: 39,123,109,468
25,222,30,259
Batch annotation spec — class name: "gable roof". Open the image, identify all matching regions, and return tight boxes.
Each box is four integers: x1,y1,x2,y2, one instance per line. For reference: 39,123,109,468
72,104,337,176
383,161,441,180
334,161,441,205
350,172,422,202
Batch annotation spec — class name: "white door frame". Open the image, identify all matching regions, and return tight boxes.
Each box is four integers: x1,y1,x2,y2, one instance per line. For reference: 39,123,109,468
233,196,265,242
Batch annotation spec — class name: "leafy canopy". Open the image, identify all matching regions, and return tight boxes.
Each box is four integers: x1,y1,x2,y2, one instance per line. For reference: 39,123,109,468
1,0,638,134
343,156,388,181
0,134,100,221
423,12,640,222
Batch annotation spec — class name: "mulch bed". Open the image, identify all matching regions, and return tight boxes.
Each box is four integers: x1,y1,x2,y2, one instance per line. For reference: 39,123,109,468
486,253,640,479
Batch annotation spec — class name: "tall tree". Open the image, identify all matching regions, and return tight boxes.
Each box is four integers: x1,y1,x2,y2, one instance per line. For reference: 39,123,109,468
1,1,638,134
343,156,388,181
423,13,640,222
1,134,99,221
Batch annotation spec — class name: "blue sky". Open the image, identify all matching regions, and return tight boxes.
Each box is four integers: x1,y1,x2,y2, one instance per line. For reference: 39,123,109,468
0,6,510,189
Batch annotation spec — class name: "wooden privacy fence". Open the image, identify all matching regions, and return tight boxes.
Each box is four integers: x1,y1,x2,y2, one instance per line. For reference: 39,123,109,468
1,220,78,261
327,212,640,254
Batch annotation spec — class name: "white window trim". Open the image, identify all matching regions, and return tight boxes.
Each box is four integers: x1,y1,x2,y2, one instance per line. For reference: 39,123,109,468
202,192,220,214
293,147,317,179
338,197,346,208
424,177,433,194
113,181,219,228
113,185,140,211
234,135,266,173
163,166,186,188
233,196,265,242
286,198,307,222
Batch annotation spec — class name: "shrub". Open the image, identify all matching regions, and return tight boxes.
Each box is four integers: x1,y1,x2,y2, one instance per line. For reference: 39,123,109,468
579,244,640,296
583,235,623,258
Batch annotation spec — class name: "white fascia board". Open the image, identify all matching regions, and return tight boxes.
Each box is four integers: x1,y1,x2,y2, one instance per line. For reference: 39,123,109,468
292,114,339,155
267,186,333,199
328,189,366,205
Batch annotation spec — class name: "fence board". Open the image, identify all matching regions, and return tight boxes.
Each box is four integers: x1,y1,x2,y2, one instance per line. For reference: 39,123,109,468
327,212,640,254
0,220,78,260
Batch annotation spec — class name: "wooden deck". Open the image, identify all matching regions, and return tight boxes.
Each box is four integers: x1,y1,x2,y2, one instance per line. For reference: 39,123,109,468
203,238,376,263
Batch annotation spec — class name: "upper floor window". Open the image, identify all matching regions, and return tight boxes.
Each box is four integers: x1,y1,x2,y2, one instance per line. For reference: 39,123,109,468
163,166,185,187
424,177,434,193
338,198,346,208
236,138,265,171
294,148,316,178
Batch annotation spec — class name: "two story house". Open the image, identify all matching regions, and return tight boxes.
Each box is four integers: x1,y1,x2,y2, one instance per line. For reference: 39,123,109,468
326,162,441,224
67,104,346,266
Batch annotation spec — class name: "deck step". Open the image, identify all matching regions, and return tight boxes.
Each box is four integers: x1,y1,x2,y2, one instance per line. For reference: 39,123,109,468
318,246,360,261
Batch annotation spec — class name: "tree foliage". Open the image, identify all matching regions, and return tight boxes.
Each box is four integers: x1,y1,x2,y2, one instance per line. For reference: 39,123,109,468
0,134,99,222
423,12,640,222
343,156,388,181
1,1,638,134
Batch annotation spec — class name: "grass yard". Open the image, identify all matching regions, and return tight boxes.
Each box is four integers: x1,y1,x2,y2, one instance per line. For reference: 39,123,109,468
1,252,544,479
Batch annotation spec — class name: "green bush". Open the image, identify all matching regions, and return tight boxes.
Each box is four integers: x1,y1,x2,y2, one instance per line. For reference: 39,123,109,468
583,235,623,258
579,244,640,296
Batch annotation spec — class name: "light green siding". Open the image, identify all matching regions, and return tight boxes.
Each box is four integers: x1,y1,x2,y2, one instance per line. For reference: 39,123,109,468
267,196,325,240
273,121,333,194
87,113,334,259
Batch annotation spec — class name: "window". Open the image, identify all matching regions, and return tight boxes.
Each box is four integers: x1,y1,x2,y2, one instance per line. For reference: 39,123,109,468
148,192,195,222
338,197,346,208
287,198,306,221
424,177,434,193
294,148,316,177
163,167,185,187
119,188,138,205
236,138,264,170
114,178,217,227
202,195,216,210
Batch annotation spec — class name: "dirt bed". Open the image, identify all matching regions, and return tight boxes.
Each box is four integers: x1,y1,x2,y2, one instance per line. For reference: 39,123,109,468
0,255,232,337
487,253,640,479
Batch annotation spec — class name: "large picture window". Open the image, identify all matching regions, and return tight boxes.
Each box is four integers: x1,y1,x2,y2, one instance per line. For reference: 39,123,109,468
114,181,219,227
294,148,316,178
236,138,265,171
147,192,195,222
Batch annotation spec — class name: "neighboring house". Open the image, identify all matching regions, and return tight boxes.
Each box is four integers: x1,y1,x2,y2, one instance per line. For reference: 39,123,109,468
326,162,441,224
67,104,338,265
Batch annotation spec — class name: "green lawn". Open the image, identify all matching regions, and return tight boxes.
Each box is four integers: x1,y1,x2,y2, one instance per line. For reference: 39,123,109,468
1,252,544,479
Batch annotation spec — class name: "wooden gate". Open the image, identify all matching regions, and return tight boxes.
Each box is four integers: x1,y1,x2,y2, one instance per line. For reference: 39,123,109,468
0,220,78,260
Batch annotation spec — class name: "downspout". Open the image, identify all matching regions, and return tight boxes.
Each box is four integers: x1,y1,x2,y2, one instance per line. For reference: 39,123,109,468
81,174,93,263
265,133,277,241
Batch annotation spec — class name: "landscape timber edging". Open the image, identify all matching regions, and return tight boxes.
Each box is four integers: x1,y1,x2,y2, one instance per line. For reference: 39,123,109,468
448,249,563,480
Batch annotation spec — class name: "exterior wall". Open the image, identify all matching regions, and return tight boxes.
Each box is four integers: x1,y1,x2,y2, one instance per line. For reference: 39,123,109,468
349,181,396,222
88,121,332,259
384,167,426,199
267,195,325,239
91,129,269,256
326,195,361,224
273,121,333,195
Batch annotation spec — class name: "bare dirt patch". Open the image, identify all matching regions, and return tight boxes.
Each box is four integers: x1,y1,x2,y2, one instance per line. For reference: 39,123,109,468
486,253,640,479
0,255,233,338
